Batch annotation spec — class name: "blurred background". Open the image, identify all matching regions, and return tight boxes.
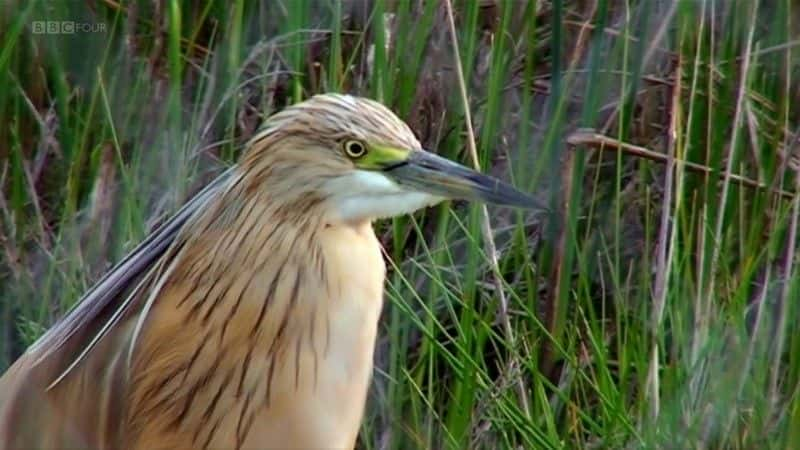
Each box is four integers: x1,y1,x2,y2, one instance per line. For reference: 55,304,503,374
1,0,799,448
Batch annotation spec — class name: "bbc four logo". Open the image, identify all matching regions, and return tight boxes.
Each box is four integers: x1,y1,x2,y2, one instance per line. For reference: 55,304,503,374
32,21,106,34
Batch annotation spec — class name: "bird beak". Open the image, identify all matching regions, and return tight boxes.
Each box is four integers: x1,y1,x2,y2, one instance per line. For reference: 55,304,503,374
383,150,542,209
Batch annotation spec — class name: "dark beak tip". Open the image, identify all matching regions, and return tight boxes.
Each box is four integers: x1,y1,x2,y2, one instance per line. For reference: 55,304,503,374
390,150,549,212
496,192,549,212
486,185,542,209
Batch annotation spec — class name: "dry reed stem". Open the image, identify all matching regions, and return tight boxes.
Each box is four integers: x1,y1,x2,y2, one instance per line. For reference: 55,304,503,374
566,131,796,200
443,0,531,418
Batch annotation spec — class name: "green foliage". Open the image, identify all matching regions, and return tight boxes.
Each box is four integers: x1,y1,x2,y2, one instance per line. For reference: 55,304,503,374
1,0,799,448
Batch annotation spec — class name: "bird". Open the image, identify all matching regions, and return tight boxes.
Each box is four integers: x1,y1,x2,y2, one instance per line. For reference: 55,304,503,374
0,93,536,449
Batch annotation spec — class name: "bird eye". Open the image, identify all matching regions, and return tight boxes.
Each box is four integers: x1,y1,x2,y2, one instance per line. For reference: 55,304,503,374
343,140,368,158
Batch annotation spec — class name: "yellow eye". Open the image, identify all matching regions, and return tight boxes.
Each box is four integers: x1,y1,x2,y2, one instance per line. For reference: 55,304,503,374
343,140,368,158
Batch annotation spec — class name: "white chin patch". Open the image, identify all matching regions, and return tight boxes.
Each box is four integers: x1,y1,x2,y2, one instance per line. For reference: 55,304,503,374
325,171,443,223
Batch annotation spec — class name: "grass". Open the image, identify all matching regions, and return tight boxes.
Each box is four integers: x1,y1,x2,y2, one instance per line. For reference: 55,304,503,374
2,0,800,448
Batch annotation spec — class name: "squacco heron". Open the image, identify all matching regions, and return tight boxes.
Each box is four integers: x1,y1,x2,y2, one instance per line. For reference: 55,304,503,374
0,94,535,449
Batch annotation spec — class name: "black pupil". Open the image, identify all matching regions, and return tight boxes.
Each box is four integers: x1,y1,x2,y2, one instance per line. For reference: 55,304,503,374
348,142,364,156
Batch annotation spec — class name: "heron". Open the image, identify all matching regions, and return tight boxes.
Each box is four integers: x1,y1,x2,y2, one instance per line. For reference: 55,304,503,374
0,93,536,449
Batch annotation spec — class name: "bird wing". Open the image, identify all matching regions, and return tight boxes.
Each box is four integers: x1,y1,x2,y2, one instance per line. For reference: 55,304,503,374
27,167,235,379
0,169,236,448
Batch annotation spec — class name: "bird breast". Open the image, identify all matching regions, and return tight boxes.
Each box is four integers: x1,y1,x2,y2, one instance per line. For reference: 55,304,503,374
241,222,387,449
127,219,386,450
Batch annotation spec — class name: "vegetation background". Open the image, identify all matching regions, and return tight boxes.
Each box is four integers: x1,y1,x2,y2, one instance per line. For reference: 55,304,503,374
1,0,799,448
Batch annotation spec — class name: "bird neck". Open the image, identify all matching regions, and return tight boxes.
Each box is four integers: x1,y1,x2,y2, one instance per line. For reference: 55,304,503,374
125,174,386,447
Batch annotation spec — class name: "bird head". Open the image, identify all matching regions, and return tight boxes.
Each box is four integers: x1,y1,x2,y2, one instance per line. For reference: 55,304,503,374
243,93,540,225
